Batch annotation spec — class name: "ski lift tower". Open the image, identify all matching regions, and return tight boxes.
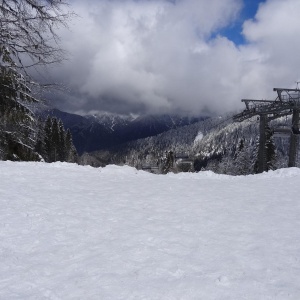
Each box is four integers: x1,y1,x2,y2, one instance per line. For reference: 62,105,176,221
233,87,300,172
273,88,300,167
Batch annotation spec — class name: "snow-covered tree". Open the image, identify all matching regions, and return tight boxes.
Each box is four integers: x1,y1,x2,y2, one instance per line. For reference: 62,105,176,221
0,0,72,161
0,60,39,160
65,129,78,163
234,139,253,175
161,151,175,174
253,125,276,173
37,116,77,163
265,126,276,171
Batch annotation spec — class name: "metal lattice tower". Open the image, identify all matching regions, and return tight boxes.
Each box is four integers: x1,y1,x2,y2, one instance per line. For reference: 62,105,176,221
233,88,300,172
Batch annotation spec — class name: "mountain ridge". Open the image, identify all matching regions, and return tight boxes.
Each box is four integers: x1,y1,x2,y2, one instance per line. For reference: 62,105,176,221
38,108,207,155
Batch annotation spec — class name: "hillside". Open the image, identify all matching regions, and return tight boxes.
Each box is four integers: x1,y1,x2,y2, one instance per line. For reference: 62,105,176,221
38,109,297,174
40,109,205,155
86,114,294,174
81,114,228,167
1,161,300,299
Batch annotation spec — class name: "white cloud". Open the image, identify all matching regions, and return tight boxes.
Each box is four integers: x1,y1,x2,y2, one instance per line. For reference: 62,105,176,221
242,0,300,88
50,0,300,115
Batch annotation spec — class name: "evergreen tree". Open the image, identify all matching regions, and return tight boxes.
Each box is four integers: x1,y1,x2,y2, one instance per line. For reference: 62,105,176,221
265,125,276,171
218,155,234,175
50,118,60,162
34,118,46,161
234,139,253,175
65,129,78,163
253,136,260,174
253,125,276,173
36,117,77,163
161,151,175,174
0,59,40,161
43,116,53,162
0,0,71,161
58,120,66,161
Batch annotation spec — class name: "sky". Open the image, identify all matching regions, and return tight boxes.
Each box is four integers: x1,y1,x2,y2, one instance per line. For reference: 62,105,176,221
46,0,300,116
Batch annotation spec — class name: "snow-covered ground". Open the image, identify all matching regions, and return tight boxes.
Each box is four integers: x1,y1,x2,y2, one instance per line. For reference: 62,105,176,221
1,161,300,299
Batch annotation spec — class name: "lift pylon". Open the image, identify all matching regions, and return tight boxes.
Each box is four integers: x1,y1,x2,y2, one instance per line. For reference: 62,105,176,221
233,87,300,172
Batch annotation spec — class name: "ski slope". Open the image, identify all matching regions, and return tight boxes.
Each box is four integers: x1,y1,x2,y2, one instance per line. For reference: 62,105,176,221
1,161,300,299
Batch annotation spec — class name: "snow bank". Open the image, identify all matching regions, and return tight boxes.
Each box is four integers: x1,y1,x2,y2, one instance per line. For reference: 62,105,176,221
1,161,300,299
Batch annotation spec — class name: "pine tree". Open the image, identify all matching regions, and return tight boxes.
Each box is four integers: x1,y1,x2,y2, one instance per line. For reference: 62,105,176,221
50,118,60,162
65,129,78,163
218,155,234,175
234,139,253,175
253,136,260,174
34,118,46,161
0,0,72,161
43,116,53,162
58,120,66,161
161,151,175,174
37,117,77,163
265,125,276,171
0,58,40,161
253,125,276,173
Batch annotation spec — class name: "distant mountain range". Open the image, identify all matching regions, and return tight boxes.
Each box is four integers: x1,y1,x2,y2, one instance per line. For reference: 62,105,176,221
38,108,294,173
39,108,207,155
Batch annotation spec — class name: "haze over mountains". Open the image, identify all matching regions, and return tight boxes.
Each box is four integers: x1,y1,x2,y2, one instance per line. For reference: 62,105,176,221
40,108,206,155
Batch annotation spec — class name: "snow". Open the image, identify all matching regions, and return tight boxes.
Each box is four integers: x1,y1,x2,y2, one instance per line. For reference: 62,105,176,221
194,131,203,145
1,161,300,299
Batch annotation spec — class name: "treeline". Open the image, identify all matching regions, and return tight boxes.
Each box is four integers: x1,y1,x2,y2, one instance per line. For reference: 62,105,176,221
0,112,78,163
80,114,291,176
35,116,78,163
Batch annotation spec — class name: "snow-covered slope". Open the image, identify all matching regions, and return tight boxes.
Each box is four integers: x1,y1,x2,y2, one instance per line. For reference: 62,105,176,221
1,161,300,299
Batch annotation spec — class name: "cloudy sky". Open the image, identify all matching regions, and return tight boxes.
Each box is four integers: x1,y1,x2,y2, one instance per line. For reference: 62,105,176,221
47,0,300,116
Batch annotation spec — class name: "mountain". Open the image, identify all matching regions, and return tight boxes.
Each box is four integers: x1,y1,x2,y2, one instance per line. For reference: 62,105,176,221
37,108,295,174
82,114,225,168
38,108,206,155
85,113,294,173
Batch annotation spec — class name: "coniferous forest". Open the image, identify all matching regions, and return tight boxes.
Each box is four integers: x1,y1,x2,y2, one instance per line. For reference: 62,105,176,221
72,111,295,175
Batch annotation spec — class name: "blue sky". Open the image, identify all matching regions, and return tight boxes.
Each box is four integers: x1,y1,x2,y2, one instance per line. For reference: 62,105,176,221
220,0,265,45
52,0,300,116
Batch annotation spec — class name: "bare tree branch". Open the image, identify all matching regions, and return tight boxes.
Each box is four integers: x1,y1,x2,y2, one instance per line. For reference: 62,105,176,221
0,0,73,73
